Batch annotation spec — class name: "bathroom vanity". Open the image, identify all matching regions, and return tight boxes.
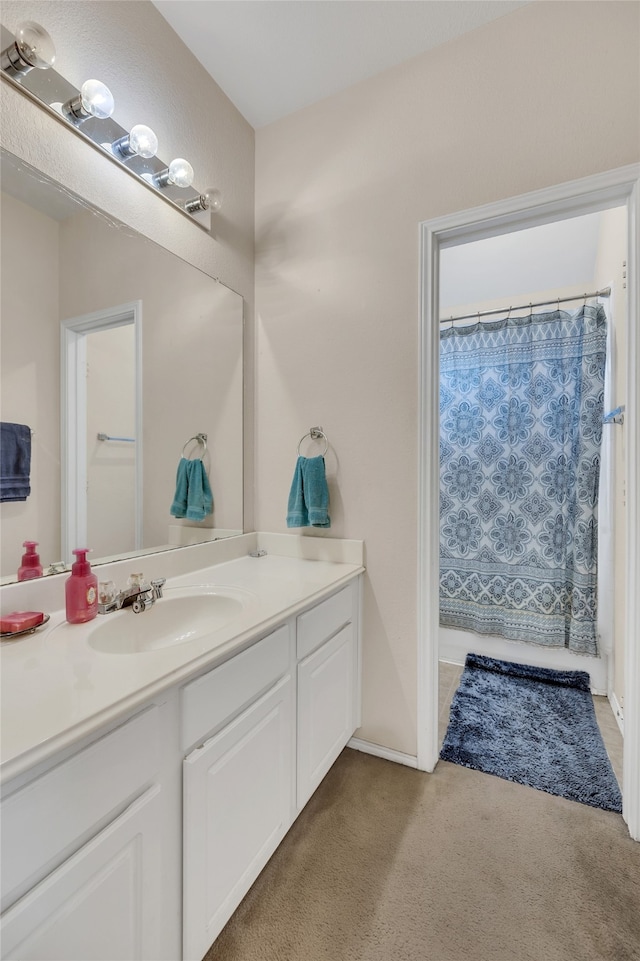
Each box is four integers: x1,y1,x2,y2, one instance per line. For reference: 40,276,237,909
0,534,364,961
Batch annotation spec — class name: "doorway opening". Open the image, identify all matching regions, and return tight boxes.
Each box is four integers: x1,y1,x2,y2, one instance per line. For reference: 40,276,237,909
438,211,623,692
418,165,640,840
61,301,142,563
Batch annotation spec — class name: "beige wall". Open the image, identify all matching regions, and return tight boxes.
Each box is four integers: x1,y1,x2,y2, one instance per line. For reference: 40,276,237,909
0,0,256,527
254,2,640,754
0,193,61,576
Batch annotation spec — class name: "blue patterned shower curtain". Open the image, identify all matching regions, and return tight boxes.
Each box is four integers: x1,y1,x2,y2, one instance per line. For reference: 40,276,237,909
439,304,607,656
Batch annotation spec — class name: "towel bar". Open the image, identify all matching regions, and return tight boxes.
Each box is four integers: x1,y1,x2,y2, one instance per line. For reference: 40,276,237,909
297,426,329,457
97,433,135,443
181,433,208,459
603,406,625,426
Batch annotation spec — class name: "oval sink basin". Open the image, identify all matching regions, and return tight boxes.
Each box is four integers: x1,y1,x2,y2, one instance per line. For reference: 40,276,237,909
87,586,253,655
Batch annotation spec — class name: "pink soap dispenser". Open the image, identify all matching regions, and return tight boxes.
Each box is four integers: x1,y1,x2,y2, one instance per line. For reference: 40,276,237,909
18,540,43,581
65,549,98,624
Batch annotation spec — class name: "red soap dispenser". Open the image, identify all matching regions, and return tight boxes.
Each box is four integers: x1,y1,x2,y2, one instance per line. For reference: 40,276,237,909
18,541,43,581
65,549,98,624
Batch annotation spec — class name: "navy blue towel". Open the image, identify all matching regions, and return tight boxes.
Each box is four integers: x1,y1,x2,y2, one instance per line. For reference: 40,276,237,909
0,422,32,502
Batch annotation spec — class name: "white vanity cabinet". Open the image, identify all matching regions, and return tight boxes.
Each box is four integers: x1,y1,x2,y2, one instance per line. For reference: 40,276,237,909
181,626,293,961
0,572,362,961
180,581,360,960
1,787,163,961
0,707,169,961
296,585,358,809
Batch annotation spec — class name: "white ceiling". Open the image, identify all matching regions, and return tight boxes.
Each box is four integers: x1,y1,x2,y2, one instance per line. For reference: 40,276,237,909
439,213,608,313
152,0,530,129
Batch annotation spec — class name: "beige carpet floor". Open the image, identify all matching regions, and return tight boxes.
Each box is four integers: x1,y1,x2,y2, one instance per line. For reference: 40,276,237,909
205,671,639,961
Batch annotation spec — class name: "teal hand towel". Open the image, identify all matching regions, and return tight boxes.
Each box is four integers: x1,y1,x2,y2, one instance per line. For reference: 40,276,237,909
171,458,213,521
304,455,330,527
185,458,213,521
170,458,189,517
286,457,308,528
286,455,330,529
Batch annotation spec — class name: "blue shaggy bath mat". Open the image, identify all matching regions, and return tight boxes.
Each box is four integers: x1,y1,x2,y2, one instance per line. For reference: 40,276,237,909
440,654,622,813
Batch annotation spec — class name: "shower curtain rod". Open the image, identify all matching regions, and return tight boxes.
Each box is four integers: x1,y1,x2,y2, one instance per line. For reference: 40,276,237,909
439,287,611,325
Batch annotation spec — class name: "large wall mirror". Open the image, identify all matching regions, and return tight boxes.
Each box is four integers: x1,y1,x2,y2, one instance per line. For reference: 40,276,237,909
0,148,244,584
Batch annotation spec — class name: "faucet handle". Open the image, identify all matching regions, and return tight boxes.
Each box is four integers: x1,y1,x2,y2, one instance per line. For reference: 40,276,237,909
132,594,153,614
98,581,118,606
151,578,166,599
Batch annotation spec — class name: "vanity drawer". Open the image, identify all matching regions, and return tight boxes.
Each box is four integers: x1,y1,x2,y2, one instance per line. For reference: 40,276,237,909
181,625,290,751
1,704,160,905
296,585,353,660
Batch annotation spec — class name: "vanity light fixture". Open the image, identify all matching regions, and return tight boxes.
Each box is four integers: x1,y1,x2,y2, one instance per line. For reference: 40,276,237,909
0,21,220,231
0,21,55,75
154,158,194,189
62,78,115,124
111,124,158,160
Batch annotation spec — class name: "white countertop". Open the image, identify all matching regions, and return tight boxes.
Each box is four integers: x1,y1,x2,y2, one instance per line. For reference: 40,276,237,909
1,542,363,784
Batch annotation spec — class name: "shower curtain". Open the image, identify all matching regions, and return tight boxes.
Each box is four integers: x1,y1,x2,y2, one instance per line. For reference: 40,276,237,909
439,304,607,656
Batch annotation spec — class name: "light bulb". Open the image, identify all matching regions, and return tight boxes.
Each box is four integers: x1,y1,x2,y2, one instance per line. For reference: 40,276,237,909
184,188,223,214
112,123,158,160
62,78,114,124
168,158,194,188
15,21,56,68
1,20,55,74
128,124,158,159
80,79,114,119
154,158,195,190
205,188,222,212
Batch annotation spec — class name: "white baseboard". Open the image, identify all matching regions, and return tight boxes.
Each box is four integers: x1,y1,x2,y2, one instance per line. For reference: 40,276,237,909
438,627,609,692
609,690,624,737
348,737,418,769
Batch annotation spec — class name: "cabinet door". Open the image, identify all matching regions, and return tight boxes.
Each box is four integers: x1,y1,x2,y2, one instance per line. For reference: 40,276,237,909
297,623,355,810
183,674,293,961
1,705,160,913
0,786,163,961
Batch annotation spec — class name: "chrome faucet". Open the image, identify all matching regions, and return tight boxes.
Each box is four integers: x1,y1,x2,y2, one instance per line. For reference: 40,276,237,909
98,577,166,615
130,578,166,613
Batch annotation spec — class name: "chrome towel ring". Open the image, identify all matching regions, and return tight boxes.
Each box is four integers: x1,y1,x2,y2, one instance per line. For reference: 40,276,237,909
297,426,328,457
182,432,208,460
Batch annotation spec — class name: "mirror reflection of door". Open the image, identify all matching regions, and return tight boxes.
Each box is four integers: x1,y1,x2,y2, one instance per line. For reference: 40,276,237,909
62,303,141,563
87,324,136,558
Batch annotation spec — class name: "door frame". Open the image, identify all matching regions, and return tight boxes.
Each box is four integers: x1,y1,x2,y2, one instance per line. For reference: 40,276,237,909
417,164,640,840
61,301,143,562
